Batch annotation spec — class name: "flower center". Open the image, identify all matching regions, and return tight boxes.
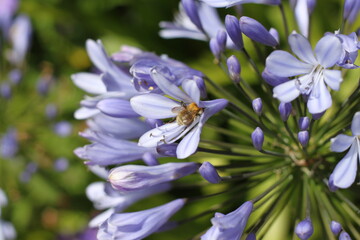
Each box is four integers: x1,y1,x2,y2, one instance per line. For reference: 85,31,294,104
295,65,324,95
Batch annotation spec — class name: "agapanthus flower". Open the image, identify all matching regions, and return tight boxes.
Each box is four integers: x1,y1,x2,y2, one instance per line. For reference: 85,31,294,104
0,0,18,35
333,32,360,69
290,0,316,37
267,33,343,114
97,199,186,240
0,127,18,159
130,66,227,158
330,112,360,188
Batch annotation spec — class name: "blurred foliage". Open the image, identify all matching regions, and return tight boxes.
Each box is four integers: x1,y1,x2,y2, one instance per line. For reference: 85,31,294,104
0,0,359,239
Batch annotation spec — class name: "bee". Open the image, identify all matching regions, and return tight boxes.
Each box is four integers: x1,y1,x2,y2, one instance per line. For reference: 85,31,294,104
172,102,204,126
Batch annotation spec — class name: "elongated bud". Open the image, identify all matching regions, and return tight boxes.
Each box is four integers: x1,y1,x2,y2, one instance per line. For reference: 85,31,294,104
251,127,264,151
343,0,360,23
194,75,207,99
227,55,241,82
216,30,227,53
252,98,263,115
210,38,221,60
295,218,314,240
279,102,292,121
181,0,203,31
339,231,352,240
298,131,309,147
298,117,310,130
330,221,342,235
225,15,243,50
239,16,278,47
142,152,159,166
199,162,221,183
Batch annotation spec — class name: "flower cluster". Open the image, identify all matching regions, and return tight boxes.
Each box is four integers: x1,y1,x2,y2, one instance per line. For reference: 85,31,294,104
73,0,360,239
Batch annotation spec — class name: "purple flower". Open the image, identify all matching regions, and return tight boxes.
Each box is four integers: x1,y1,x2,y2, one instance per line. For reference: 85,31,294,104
334,32,359,69
298,130,309,147
86,181,170,227
182,0,204,31
330,111,360,188
75,130,160,166
199,161,222,183
0,83,12,99
267,33,343,114
262,68,288,87
298,117,310,130
108,162,198,191
0,220,17,240
97,199,186,240
239,16,278,47
279,102,292,121
225,15,243,50
8,15,32,65
201,0,281,8
227,55,241,83
53,158,69,172
201,201,253,240
130,66,228,159
295,218,314,240
252,98,263,115
0,127,18,158
53,121,72,137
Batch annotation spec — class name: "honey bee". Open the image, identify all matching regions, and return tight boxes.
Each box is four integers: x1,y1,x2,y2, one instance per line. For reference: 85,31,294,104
172,102,204,126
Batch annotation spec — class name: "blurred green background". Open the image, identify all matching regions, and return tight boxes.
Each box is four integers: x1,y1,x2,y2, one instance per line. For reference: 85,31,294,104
0,0,359,239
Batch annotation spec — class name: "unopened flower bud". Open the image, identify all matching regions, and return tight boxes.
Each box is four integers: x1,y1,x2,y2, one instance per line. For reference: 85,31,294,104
330,221,342,235
343,0,359,23
199,162,221,183
225,15,243,50
216,30,227,53
339,231,352,240
210,38,221,60
251,127,264,151
298,131,309,147
239,16,278,47
181,0,203,31
227,55,241,82
142,152,159,166
295,218,314,240
279,102,292,121
252,98,263,115
0,83,12,99
298,117,310,131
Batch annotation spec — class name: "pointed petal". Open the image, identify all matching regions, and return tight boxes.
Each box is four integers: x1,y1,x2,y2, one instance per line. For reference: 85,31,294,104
97,98,139,118
266,50,313,77
176,126,201,159
86,39,111,72
331,134,355,152
333,142,358,188
182,79,200,105
74,107,100,119
323,69,342,91
150,66,193,103
315,35,343,68
288,33,317,64
351,112,360,136
71,73,107,95
130,94,179,119
307,80,332,114
200,99,228,124
293,0,309,37
273,80,301,102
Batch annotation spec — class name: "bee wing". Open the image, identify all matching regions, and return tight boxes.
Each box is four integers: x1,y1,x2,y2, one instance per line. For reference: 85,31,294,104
172,106,185,114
